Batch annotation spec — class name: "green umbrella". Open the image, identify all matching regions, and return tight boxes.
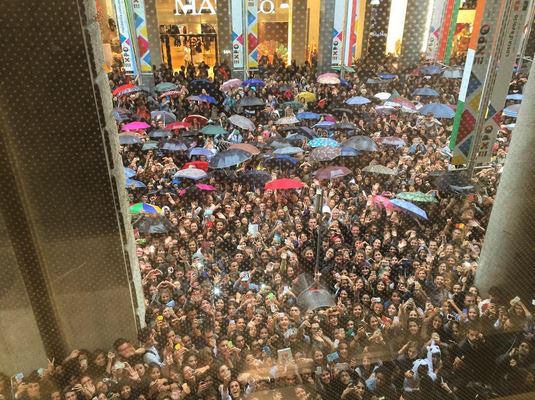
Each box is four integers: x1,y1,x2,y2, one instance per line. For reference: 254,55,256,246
154,82,178,92
396,191,438,203
332,65,355,72
201,125,227,136
282,101,303,110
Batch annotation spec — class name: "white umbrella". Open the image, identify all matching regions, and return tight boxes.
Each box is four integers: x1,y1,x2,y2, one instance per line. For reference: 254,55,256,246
229,114,256,131
374,92,391,100
275,116,300,125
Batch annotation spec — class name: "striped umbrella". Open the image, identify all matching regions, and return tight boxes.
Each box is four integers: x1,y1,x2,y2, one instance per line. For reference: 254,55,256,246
129,203,162,214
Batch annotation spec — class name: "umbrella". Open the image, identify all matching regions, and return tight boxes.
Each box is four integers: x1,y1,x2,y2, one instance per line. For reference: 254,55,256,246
273,146,304,155
124,167,136,178
174,167,208,180
265,178,304,190
396,191,438,203
198,94,217,104
160,139,188,152
142,141,158,151
367,78,385,84
420,65,443,75
263,155,298,167
506,93,523,101
229,143,260,155
412,87,440,97
239,170,272,185
389,97,416,110
503,104,521,118
372,195,394,210
242,78,265,87
286,133,308,143
378,72,397,80
209,149,252,169
332,122,358,131
151,111,176,124
340,146,360,157
431,171,477,194
129,203,162,214
220,78,242,91
503,123,516,130
298,126,317,138
125,178,147,188
275,116,300,125
314,166,351,180
188,79,223,102
166,121,191,130
183,161,209,171
159,90,181,98
346,96,371,105
201,124,227,136
154,82,178,92
313,121,335,129
308,138,340,148
362,165,397,175
296,112,320,121
419,103,455,119
390,198,428,220
188,147,214,158
323,115,337,122
270,140,291,149
149,129,172,139
119,134,142,145
183,115,208,126
332,65,356,72
229,115,255,131
112,83,142,97
195,183,216,191
239,96,265,107
281,101,302,110
375,105,397,114
317,73,340,85
135,215,174,234
442,68,463,79
297,91,316,102
122,121,150,131
343,136,378,152
112,107,132,122
374,92,391,100
309,146,341,162
381,136,406,147
329,108,353,115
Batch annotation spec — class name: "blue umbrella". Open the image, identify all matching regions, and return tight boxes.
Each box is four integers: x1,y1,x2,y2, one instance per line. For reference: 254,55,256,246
298,126,317,138
442,68,463,79
419,103,455,119
309,138,340,148
296,112,321,120
345,96,371,105
161,140,188,152
188,147,213,158
503,104,521,118
125,178,147,188
420,65,443,75
119,134,142,145
412,87,439,97
124,167,136,178
112,107,132,122
270,140,291,149
209,149,252,169
313,121,336,129
273,146,304,155
239,170,272,186
150,129,172,138
340,146,360,157
286,133,308,143
506,93,523,101
174,168,208,180
243,79,265,87
378,73,397,80
390,198,428,220
264,155,298,168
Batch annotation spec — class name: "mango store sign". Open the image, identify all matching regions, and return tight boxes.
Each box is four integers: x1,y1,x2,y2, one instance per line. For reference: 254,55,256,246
174,0,275,15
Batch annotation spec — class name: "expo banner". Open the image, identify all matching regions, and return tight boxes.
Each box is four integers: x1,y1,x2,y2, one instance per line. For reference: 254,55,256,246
231,0,245,69
331,0,345,65
131,0,152,73
247,0,259,69
426,0,447,60
343,0,360,66
114,0,137,74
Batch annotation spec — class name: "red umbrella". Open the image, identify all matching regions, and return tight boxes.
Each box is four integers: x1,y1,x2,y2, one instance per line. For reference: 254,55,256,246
167,121,191,130
183,161,209,171
265,178,304,190
183,115,208,126
112,83,134,96
195,183,216,191
159,90,181,98
372,195,394,210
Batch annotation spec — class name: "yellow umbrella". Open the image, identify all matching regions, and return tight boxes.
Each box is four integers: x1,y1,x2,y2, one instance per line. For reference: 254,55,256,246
297,91,316,102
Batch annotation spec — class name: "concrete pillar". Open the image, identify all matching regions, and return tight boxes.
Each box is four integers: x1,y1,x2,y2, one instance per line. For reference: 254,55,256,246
475,60,535,303
145,0,164,68
317,0,336,72
290,0,308,65
217,0,234,68
399,0,430,71
0,0,144,371
366,0,391,65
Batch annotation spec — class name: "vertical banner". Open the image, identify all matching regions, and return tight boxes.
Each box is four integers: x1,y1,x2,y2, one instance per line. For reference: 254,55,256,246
436,0,455,61
443,0,461,64
246,0,259,69
131,0,152,73
472,0,529,167
426,0,447,60
449,0,503,164
331,0,346,65
114,0,137,74
343,0,360,66
231,0,245,69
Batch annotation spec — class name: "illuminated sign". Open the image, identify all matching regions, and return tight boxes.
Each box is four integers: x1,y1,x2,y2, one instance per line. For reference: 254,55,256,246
174,0,274,15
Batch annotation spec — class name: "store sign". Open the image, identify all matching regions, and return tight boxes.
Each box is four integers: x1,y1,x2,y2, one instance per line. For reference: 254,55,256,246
174,0,274,15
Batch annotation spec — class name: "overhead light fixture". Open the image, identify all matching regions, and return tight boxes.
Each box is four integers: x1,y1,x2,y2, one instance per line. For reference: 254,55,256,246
370,0,380,5
280,0,289,9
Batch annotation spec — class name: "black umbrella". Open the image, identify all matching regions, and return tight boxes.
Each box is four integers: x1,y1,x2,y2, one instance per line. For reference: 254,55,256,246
239,170,272,186
135,215,175,234
239,96,265,108
209,149,252,169
329,107,353,115
343,136,378,152
430,171,478,194
188,79,224,103
332,122,358,131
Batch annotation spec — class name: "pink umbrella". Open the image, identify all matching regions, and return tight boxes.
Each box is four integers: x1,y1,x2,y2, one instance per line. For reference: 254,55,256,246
323,115,336,122
159,90,181,98
220,78,243,92
317,73,340,85
196,183,216,191
166,121,191,130
122,121,151,131
372,195,394,210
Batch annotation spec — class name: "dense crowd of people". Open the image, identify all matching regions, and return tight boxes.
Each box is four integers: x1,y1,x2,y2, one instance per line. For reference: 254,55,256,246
3,53,533,400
